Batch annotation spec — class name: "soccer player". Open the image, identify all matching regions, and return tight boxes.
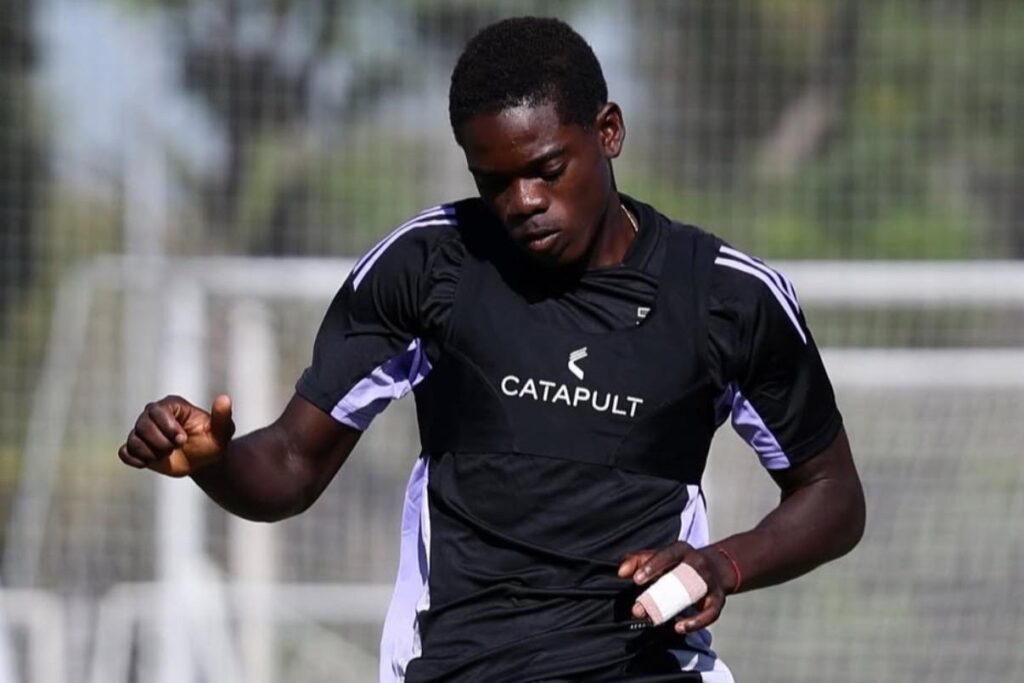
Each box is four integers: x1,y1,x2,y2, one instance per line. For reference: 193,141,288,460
119,17,865,682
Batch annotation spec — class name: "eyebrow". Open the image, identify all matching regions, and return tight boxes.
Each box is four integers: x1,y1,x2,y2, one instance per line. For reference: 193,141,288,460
468,146,568,177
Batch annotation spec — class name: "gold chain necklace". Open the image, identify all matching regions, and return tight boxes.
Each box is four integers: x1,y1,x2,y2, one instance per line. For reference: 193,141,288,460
622,204,639,234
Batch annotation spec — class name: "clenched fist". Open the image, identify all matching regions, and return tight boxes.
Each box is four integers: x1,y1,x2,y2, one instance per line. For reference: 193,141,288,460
118,394,236,477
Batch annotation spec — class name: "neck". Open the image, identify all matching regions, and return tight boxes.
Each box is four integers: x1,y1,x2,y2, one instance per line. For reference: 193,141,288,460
587,192,635,269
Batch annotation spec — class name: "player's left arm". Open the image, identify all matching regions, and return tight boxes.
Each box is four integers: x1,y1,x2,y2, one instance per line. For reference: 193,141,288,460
622,247,865,633
704,251,867,597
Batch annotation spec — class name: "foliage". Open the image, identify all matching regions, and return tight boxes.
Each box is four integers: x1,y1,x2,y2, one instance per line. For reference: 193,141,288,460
46,0,1016,260
626,0,1022,258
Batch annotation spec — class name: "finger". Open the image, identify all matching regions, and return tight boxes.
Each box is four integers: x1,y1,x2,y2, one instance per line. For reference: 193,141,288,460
209,394,235,446
674,591,724,634
126,432,159,463
146,402,187,446
618,550,656,578
118,444,146,469
132,417,178,456
635,562,709,626
632,601,647,619
635,543,689,584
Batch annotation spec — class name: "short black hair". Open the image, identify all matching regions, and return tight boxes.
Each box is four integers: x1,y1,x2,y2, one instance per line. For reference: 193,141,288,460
449,17,608,132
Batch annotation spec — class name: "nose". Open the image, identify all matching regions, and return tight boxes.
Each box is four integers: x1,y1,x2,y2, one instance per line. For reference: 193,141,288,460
504,178,548,224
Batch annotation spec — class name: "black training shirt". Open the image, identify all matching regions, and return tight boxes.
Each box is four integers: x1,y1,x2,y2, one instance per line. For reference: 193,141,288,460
297,196,842,682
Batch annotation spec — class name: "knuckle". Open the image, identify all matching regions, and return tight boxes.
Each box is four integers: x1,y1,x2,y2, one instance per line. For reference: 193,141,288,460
688,552,709,571
670,542,692,562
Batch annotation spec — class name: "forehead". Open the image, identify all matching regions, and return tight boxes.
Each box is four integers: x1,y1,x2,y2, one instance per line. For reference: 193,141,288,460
457,102,587,171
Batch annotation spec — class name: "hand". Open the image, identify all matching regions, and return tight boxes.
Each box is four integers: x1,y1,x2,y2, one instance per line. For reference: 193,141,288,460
618,541,733,634
118,394,236,477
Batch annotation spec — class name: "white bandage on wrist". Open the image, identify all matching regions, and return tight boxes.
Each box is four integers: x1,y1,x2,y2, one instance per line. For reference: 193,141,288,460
635,562,708,626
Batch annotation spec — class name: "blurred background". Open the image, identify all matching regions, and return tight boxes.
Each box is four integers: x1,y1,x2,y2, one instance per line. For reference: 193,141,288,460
0,0,1022,681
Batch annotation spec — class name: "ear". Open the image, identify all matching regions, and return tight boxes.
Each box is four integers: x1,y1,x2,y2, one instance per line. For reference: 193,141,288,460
595,102,625,160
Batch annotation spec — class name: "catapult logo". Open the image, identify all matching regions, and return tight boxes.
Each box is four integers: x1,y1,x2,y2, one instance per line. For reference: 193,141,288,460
499,346,645,418
568,346,588,380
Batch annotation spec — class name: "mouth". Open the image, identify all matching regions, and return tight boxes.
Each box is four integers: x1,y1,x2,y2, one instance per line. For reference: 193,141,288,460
516,228,560,254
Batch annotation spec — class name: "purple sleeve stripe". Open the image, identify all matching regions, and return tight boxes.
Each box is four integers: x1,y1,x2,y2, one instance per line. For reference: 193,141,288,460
329,339,433,430
714,257,808,345
729,384,793,470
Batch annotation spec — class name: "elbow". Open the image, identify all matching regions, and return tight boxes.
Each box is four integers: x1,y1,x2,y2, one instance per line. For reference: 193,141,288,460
241,510,293,524
233,501,303,524
836,479,867,558
228,474,316,522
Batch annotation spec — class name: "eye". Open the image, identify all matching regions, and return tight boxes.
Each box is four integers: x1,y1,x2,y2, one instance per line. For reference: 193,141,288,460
539,164,566,183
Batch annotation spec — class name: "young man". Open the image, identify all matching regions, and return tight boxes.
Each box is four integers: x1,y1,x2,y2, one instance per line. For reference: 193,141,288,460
119,17,864,682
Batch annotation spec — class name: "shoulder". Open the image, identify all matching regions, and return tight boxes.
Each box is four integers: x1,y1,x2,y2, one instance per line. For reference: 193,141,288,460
710,243,800,307
348,202,467,291
626,199,797,314
349,197,502,286
341,199,501,336
710,242,808,345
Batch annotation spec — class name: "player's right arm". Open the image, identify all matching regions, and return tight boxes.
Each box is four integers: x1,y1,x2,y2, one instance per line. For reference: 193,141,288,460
118,392,360,522
117,205,458,522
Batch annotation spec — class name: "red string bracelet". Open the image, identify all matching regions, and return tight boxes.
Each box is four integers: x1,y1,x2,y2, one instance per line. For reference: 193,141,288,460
716,546,743,593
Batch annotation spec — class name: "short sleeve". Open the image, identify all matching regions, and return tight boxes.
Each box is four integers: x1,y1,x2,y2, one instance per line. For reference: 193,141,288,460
295,205,459,430
707,245,842,469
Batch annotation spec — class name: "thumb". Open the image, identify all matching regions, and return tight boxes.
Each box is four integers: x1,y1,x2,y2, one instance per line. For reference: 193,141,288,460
209,394,235,446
